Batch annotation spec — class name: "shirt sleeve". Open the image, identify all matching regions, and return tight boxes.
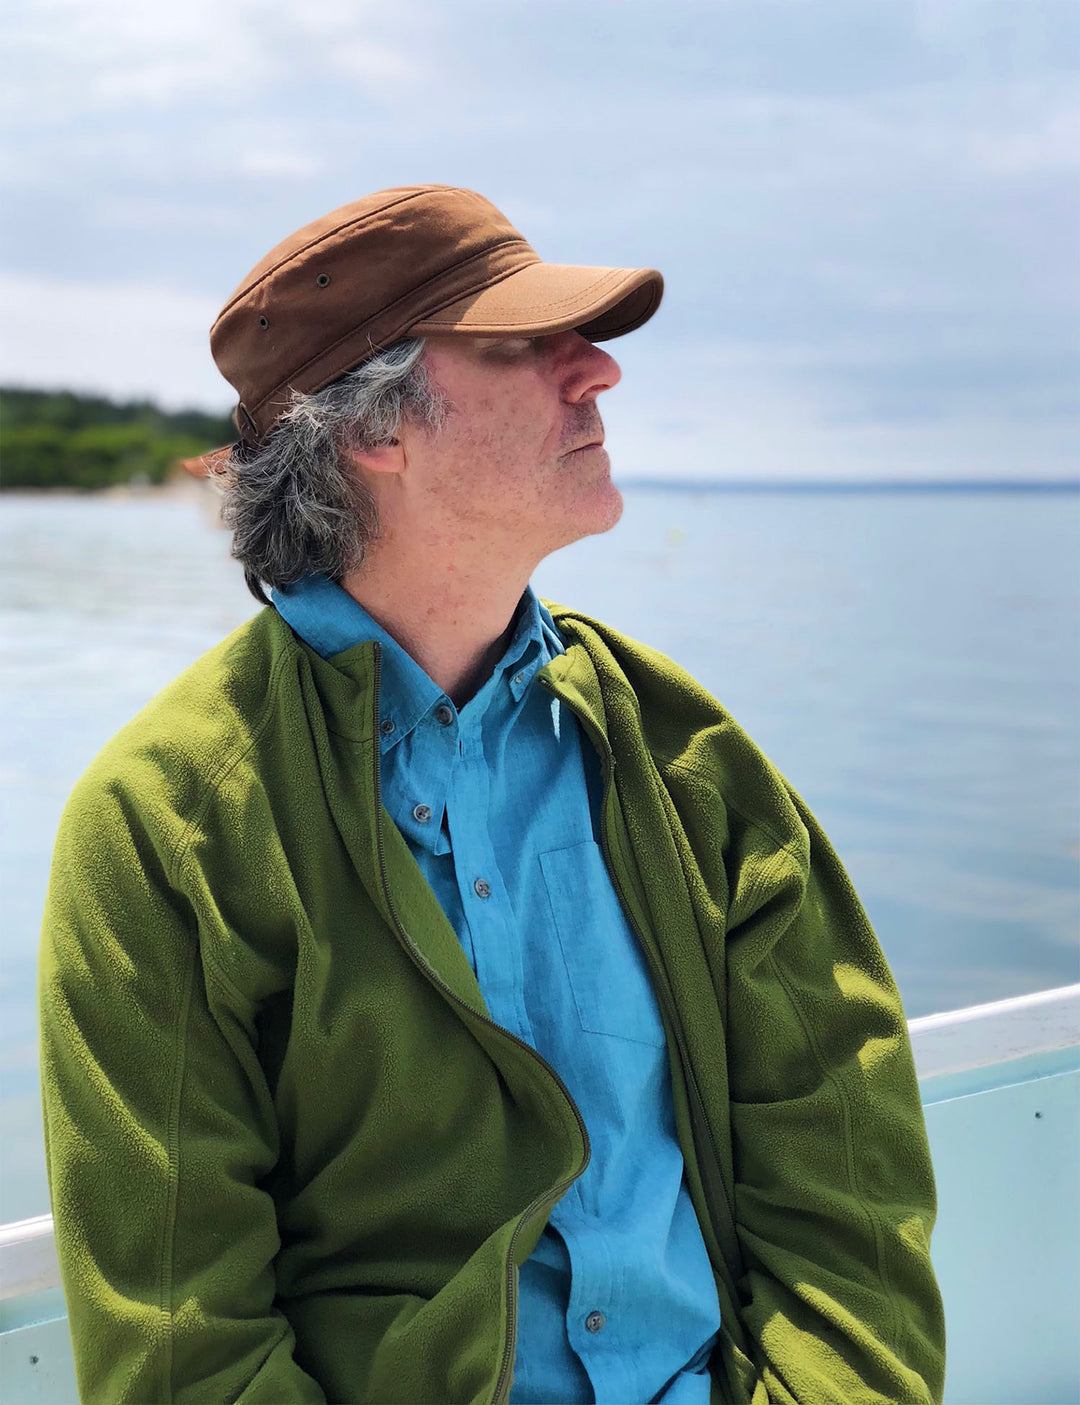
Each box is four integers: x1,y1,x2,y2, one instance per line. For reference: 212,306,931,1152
38,766,327,1405
718,785,947,1405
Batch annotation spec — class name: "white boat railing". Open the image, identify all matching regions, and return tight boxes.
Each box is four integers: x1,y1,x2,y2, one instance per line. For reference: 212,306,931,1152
0,1214,59,1303
908,981,1080,1079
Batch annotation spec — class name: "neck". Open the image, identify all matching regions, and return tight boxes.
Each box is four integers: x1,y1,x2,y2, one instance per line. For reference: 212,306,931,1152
340,536,536,709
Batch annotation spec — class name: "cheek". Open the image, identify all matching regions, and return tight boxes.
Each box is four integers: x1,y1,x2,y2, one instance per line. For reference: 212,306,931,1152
466,397,557,477
421,367,563,509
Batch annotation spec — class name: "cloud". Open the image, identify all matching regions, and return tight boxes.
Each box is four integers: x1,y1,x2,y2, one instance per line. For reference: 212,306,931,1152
1,0,266,118
970,91,1080,175
0,271,230,411
0,0,429,120
236,150,327,180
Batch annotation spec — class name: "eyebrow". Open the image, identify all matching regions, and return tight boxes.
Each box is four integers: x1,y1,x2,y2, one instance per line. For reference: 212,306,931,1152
473,335,531,348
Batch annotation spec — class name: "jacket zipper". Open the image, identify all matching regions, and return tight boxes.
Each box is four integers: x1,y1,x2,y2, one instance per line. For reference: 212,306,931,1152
368,644,592,1405
536,674,743,1289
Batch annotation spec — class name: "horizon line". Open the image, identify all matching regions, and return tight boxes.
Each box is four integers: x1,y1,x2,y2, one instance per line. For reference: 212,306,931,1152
613,477,1080,493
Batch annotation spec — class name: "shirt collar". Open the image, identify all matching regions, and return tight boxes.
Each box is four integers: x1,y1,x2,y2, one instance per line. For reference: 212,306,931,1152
498,585,563,704
272,575,442,752
272,576,564,750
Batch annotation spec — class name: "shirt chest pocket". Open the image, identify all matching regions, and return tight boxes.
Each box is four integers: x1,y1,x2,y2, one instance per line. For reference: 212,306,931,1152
539,840,667,1050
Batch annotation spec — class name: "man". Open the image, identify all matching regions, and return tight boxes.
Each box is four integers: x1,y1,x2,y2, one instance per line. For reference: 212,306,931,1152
40,185,946,1404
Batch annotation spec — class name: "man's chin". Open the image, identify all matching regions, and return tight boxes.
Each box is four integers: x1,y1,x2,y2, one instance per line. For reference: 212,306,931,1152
543,454,624,551
585,473,624,536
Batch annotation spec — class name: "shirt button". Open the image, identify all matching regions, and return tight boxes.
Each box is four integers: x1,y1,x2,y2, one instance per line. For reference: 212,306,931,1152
584,1310,606,1334
379,717,395,737
412,804,432,824
473,878,491,899
512,671,525,687
434,703,454,726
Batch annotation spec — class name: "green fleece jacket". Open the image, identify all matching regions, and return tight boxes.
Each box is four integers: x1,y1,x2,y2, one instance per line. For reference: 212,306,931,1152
39,603,945,1405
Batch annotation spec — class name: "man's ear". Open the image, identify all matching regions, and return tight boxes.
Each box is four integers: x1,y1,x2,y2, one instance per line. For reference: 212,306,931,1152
345,439,404,477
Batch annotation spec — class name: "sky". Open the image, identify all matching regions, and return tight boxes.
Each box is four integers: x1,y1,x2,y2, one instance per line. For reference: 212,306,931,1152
1,0,1077,482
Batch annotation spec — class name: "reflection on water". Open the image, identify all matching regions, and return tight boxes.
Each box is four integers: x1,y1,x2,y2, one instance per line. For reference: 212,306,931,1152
2,485,1078,1218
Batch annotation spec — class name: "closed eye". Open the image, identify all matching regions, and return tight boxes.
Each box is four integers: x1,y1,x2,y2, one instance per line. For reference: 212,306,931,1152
478,335,544,359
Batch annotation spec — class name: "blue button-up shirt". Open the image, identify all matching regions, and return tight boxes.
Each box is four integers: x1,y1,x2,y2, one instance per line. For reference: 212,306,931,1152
273,576,720,1405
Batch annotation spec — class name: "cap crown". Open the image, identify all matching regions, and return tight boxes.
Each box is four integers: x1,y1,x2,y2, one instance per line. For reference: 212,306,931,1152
210,186,539,441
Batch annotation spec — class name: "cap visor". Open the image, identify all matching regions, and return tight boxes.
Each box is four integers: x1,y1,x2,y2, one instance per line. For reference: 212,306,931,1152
409,262,663,341
180,444,233,477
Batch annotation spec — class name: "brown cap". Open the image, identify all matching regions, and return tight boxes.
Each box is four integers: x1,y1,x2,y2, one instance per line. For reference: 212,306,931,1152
186,184,662,474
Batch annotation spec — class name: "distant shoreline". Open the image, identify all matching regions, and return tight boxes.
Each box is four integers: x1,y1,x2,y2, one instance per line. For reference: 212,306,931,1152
614,478,1080,494
1,477,216,500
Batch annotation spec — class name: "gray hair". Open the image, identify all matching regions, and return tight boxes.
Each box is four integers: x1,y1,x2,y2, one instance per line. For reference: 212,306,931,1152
217,337,449,603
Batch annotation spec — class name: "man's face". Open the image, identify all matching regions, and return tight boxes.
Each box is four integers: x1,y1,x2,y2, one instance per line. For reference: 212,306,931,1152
396,328,624,562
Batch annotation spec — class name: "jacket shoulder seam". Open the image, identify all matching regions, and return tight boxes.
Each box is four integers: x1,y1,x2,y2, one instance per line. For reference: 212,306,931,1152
663,756,808,869
166,641,298,886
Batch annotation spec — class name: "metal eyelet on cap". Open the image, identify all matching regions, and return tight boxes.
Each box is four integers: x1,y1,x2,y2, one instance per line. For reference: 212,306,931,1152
315,273,331,287
258,316,269,328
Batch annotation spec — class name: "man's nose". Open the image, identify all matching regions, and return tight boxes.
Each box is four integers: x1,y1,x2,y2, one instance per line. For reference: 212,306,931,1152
559,330,622,401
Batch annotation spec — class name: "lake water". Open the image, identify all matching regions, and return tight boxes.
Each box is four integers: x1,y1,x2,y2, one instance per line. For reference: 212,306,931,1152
2,486,1078,1223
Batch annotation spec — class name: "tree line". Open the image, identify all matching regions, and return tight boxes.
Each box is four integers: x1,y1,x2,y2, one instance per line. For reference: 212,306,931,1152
0,388,234,490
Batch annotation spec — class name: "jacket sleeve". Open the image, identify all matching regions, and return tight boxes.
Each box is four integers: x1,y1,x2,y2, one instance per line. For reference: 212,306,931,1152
719,785,946,1405
39,767,327,1405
